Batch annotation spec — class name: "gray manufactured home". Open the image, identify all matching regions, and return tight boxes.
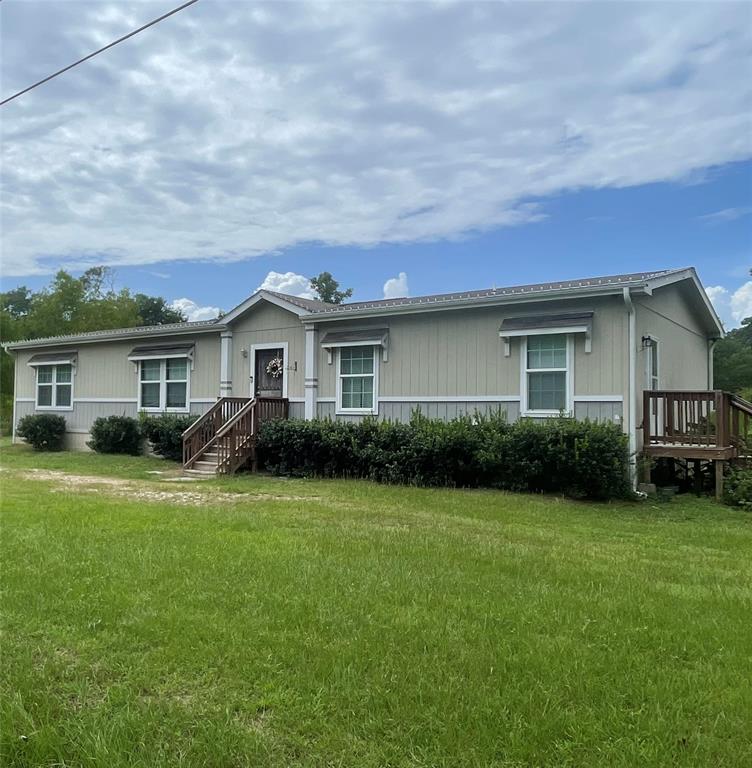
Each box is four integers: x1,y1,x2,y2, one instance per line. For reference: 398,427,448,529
6,268,731,479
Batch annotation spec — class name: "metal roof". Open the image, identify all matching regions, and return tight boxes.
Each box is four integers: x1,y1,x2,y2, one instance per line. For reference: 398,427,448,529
5,266,722,350
5,319,223,350
262,291,332,312
308,269,681,316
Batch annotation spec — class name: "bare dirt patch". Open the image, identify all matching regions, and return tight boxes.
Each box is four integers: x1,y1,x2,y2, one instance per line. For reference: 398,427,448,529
15,468,317,507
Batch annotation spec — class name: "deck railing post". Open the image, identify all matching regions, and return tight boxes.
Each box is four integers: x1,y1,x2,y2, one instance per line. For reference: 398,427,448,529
715,391,726,449
643,390,652,448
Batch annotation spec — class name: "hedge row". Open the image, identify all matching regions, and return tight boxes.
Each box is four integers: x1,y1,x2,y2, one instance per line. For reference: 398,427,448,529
14,412,196,461
257,413,632,500
89,413,195,460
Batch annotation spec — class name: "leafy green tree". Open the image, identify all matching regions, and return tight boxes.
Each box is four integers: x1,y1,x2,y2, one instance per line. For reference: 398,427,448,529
0,286,32,318
309,272,353,304
134,294,185,325
0,267,190,433
714,317,752,395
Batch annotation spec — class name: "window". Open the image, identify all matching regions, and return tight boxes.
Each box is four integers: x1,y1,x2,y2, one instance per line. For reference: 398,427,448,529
139,358,188,411
36,364,73,409
524,335,569,413
338,346,376,412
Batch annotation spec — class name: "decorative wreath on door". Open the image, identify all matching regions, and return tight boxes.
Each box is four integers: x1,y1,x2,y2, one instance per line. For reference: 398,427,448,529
265,356,284,378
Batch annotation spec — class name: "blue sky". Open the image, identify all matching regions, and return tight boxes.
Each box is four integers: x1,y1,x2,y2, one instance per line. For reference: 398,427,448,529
1,1,751,326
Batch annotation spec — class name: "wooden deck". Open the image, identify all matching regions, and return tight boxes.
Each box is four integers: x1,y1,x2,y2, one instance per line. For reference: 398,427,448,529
642,390,752,497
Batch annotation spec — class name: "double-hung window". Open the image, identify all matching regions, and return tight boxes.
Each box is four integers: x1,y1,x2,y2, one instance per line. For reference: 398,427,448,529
139,358,188,412
338,346,376,413
36,364,73,409
524,334,569,414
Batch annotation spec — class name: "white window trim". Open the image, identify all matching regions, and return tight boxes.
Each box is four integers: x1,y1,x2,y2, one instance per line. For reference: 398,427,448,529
250,342,289,399
35,364,74,411
644,334,661,391
137,358,190,413
520,334,574,417
336,346,379,416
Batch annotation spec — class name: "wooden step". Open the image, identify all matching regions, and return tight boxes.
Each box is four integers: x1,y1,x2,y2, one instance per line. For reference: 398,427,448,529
184,467,216,477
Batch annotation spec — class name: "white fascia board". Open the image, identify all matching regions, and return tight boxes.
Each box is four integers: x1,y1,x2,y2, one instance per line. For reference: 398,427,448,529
222,291,311,324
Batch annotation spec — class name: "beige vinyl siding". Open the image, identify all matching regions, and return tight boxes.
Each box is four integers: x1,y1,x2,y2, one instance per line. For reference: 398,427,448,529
572,296,628,397
13,333,221,402
317,296,628,403
229,302,306,400
317,308,520,400
633,282,713,451
634,283,711,392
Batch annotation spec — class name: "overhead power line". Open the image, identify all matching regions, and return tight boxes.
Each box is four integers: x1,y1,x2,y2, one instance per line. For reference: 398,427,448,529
1,0,200,107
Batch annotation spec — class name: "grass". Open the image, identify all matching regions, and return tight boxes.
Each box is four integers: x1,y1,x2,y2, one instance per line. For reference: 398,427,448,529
1,441,751,767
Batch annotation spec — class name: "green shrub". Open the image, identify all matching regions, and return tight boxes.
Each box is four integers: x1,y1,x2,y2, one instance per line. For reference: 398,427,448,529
88,415,142,455
16,413,66,451
723,468,752,508
140,412,197,462
0,392,13,437
257,412,631,500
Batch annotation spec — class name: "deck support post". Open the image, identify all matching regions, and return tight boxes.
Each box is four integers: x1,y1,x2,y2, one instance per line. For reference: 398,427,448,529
220,331,233,397
304,324,318,421
693,460,703,496
715,460,724,502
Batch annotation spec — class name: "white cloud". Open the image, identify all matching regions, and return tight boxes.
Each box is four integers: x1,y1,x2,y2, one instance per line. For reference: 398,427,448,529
705,285,729,307
256,270,315,299
730,281,752,324
383,272,409,299
698,207,752,224
1,2,751,276
170,297,221,322
705,281,752,328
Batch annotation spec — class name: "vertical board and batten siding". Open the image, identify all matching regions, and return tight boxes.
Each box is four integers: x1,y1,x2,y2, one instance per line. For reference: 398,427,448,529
229,302,306,400
635,284,711,392
13,333,221,402
633,282,713,450
12,332,221,447
317,295,627,423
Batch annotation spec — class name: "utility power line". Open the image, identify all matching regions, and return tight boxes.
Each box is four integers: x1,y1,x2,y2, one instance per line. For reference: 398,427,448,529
1,0,200,107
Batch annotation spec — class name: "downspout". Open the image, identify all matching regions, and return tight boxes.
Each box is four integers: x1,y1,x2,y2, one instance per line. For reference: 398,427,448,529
9,348,18,443
623,288,637,487
707,338,718,389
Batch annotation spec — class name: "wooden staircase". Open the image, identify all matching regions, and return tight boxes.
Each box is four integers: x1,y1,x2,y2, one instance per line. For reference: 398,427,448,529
182,396,289,476
642,390,752,498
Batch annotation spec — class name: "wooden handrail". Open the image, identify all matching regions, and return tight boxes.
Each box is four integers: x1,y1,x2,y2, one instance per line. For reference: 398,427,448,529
216,397,289,475
729,394,752,417
182,397,250,468
642,390,752,455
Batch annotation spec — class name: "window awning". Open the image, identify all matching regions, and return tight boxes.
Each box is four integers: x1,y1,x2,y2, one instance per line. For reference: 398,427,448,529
320,328,389,363
128,344,194,361
27,351,77,367
499,311,593,355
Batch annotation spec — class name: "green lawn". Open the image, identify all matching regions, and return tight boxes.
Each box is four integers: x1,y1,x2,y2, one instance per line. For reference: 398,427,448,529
2,442,751,767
